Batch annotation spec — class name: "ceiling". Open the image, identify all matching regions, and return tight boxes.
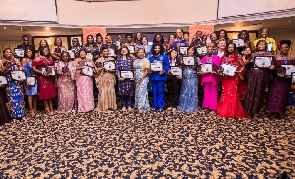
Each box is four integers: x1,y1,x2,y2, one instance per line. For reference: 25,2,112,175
0,16,294,41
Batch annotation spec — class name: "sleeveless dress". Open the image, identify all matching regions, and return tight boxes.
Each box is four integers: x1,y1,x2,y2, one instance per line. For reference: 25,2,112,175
23,60,38,95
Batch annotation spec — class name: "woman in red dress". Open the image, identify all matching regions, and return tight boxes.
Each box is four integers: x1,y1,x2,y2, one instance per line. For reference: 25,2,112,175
216,43,248,118
32,46,56,115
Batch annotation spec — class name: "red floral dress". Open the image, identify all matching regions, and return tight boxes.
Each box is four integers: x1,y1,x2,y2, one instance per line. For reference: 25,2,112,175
216,54,248,118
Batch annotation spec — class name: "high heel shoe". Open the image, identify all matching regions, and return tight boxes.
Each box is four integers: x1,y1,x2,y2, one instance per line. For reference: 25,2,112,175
29,109,36,118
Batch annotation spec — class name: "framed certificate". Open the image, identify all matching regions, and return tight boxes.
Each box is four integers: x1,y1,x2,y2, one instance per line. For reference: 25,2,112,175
254,56,273,68
115,41,121,49
267,43,273,52
103,61,116,70
120,70,134,79
179,46,189,55
232,39,245,47
0,76,7,85
67,50,75,59
151,62,163,72
127,45,135,54
14,48,25,58
81,66,93,76
200,63,213,73
46,66,56,76
196,47,207,54
11,70,26,81
182,56,195,66
221,63,237,76
281,65,295,76
86,53,93,59
26,76,36,86
108,48,115,57
170,66,182,76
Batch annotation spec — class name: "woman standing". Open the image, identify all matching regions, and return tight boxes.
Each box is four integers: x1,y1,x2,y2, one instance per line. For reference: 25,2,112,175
170,29,189,50
149,44,170,111
1,48,25,119
267,40,295,118
82,35,100,62
140,36,152,59
199,46,221,111
238,47,252,102
50,37,67,62
177,47,199,112
237,30,255,54
167,49,182,110
134,32,142,45
134,48,150,113
56,52,75,113
36,39,49,58
254,28,276,52
0,64,11,125
244,40,276,117
22,47,38,117
95,47,117,111
116,47,135,111
32,46,56,115
216,43,247,118
218,29,231,44
72,49,95,113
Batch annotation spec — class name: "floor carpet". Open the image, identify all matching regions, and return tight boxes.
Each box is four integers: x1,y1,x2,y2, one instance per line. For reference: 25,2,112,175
0,105,294,178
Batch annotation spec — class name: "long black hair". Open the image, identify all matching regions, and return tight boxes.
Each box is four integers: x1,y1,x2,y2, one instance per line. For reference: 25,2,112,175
153,33,164,45
151,43,165,56
39,46,50,57
237,30,250,42
255,39,268,52
224,42,239,57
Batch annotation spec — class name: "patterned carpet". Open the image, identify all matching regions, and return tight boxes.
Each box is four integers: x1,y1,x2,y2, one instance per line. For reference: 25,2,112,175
0,104,294,178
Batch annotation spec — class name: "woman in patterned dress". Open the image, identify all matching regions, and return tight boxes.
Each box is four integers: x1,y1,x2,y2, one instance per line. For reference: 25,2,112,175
22,47,38,117
32,46,57,115
72,49,95,113
267,40,295,118
116,47,135,111
1,48,25,120
134,48,150,113
56,51,75,113
215,43,248,118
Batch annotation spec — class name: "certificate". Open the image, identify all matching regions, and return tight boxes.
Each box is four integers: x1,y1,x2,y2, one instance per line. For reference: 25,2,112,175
267,43,273,52
254,56,273,68
115,41,121,49
281,65,295,76
179,46,189,55
127,45,135,54
103,61,116,70
26,76,36,86
67,50,75,59
232,39,245,47
150,62,163,72
221,63,237,76
182,56,195,66
170,66,182,76
81,66,93,76
11,70,26,81
200,63,212,73
197,47,207,54
0,76,7,85
86,53,93,59
120,70,134,79
46,66,56,76
108,48,115,57
14,48,25,58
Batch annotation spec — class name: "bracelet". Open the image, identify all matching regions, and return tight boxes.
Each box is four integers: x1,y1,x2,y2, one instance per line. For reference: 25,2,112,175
42,71,44,76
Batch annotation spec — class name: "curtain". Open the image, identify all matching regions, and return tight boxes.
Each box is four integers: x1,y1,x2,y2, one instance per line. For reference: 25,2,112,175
271,31,295,55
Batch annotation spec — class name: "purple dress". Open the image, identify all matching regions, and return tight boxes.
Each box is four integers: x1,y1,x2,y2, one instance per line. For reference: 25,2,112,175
115,56,135,96
267,57,295,113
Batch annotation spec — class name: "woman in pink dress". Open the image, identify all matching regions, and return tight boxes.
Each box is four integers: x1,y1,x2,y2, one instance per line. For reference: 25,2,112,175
56,51,75,113
72,49,95,113
199,46,221,111
32,46,56,115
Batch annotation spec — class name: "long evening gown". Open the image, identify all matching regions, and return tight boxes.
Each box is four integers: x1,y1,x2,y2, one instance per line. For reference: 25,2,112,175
56,61,75,113
23,59,38,95
216,54,248,118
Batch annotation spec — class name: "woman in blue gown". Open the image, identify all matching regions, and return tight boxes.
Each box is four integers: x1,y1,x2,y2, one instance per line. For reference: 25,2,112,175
22,47,38,117
177,46,200,112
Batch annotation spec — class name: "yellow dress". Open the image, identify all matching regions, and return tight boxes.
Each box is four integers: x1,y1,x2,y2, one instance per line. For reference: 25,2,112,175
253,37,276,51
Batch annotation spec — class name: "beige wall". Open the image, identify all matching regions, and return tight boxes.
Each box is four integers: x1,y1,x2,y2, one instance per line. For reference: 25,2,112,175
271,31,295,55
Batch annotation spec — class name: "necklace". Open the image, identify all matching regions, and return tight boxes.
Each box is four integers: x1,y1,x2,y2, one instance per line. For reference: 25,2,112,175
281,54,288,64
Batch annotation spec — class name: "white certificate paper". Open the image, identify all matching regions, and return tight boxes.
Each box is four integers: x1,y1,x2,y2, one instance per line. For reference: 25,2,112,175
179,46,189,55
67,50,75,59
27,76,36,86
232,39,245,47
104,61,116,70
127,45,135,54
121,70,134,79
197,47,207,54
81,66,93,76
170,66,182,76
11,70,26,81
221,63,237,76
0,76,7,85
254,56,273,68
47,66,56,76
14,48,25,57
200,63,212,73
150,62,163,72
108,48,115,57
182,56,195,66
281,65,295,76
86,53,93,59
267,43,273,52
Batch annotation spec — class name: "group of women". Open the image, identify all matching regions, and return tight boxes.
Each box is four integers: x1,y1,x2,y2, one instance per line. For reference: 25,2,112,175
0,27,294,125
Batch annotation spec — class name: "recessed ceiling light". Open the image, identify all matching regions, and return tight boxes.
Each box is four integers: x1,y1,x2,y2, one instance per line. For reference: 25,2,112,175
289,20,291,22
3,27,6,30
